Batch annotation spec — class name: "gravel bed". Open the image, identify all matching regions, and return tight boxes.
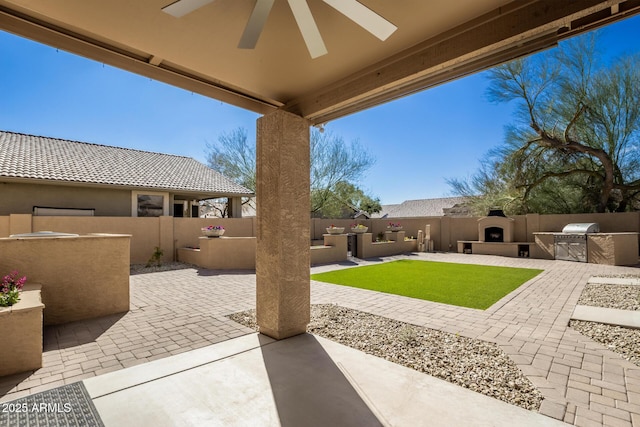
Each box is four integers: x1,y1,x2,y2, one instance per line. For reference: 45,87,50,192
577,284,640,311
570,278,640,368
229,304,542,411
130,262,196,275
570,320,640,366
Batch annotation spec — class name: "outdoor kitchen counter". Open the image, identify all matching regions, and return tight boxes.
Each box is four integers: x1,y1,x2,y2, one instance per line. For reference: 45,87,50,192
586,232,638,266
533,232,639,266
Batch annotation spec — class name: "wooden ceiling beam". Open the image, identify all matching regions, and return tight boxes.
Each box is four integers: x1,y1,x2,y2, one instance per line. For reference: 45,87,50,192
286,0,640,124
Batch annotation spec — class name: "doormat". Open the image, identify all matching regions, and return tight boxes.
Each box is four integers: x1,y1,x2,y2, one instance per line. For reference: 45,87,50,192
0,381,104,427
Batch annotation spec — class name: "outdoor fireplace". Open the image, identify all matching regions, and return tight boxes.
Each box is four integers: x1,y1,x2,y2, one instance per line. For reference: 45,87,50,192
484,227,504,242
478,209,514,243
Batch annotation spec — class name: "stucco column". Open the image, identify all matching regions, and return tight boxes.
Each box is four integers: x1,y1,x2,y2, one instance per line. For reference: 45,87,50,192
228,197,243,218
256,110,310,340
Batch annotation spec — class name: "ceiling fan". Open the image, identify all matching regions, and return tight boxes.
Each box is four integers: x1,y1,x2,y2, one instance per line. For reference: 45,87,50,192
162,0,397,59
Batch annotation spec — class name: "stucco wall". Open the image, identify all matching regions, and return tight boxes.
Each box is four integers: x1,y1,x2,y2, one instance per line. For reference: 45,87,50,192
1,215,257,264
1,213,637,264
457,241,524,258
34,216,161,265
174,217,255,249
537,212,640,232
0,234,130,325
0,181,131,216
447,217,477,249
513,216,528,242
311,234,348,265
178,233,348,269
0,284,44,376
181,236,257,270
311,218,441,249
0,215,9,237
355,231,418,258
588,234,639,266
532,233,555,260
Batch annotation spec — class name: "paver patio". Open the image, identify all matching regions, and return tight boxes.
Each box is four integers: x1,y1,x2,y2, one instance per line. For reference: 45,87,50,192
1,252,639,426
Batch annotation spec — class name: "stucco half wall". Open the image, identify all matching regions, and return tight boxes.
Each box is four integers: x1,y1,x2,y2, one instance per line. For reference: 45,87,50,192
0,234,130,325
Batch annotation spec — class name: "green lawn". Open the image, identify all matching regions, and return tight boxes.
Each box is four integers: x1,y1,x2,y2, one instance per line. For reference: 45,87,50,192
311,260,543,310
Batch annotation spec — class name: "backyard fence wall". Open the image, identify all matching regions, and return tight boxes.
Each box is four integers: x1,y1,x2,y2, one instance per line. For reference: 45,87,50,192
0,212,637,263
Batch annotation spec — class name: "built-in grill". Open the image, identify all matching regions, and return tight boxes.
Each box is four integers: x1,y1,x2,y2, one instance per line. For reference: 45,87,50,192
554,223,600,263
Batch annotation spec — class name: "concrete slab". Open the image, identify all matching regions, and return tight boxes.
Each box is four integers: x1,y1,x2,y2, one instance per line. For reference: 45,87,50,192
587,276,640,286
84,333,274,398
572,305,640,329
86,333,567,427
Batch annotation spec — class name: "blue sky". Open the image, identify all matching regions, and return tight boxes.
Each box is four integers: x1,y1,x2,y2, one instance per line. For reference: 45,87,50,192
1,14,639,205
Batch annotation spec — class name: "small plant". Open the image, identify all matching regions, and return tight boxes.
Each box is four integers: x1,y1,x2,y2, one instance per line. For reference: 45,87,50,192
351,224,367,229
0,271,27,307
398,325,417,345
387,222,402,229
203,225,224,231
376,231,386,242
146,246,164,268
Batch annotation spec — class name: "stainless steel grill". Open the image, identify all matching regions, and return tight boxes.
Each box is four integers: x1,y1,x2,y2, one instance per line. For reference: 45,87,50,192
560,223,600,234
554,223,599,263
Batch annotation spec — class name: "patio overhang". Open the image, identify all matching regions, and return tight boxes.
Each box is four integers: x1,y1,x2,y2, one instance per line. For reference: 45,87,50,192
1,1,638,125
2,0,639,339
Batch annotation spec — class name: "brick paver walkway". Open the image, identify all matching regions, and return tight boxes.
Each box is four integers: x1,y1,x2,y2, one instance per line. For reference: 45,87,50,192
312,253,640,426
1,253,639,426
0,269,256,401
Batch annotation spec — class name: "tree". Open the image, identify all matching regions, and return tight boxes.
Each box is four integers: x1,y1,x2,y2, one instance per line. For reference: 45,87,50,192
309,130,376,216
313,181,382,218
205,128,256,215
450,33,640,214
205,127,377,217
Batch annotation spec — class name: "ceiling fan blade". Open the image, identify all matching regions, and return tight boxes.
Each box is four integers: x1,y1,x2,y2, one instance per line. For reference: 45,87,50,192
287,0,328,59
162,0,216,18
238,0,275,49
322,0,397,41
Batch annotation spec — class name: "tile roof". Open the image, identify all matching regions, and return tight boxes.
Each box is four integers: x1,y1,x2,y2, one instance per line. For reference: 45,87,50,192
372,197,470,218
0,131,253,196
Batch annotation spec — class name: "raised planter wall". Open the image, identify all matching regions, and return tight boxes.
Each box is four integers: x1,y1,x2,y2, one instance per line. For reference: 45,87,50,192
179,236,257,270
178,234,349,269
0,234,130,325
311,234,348,265
355,231,418,259
0,284,44,376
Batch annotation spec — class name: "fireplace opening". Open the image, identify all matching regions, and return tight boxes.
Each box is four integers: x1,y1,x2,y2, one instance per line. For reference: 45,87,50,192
485,227,504,242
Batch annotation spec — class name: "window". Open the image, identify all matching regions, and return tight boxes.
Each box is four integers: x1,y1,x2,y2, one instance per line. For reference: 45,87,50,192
131,191,169,217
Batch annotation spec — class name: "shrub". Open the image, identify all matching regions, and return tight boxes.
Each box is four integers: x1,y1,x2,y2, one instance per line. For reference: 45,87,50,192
0,271,27,307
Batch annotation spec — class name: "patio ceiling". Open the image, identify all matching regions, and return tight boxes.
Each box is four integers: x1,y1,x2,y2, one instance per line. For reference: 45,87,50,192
1,0,639,124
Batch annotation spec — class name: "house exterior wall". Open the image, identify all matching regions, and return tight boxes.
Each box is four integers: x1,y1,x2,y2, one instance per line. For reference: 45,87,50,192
0,181,131,216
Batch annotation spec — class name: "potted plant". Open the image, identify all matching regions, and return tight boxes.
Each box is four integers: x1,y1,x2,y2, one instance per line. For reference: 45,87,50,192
0,271,27,307
201,225,225,237
387,222,403,231
350,224,368,234
326,224,345,235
